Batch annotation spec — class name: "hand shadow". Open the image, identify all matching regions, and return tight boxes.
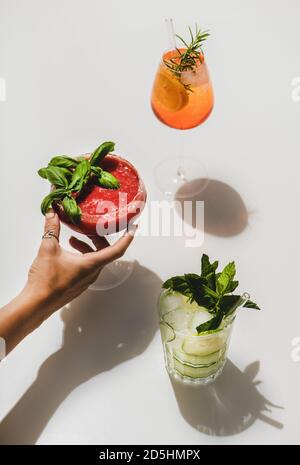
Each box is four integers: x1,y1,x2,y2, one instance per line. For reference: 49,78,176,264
0,261,161,445
171,360,283,436
175,178,249,237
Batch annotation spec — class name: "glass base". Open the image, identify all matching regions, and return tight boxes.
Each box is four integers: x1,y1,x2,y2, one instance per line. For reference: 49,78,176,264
89,253,135,291
167,359,227,386
60,227,135,292
154,156,209,199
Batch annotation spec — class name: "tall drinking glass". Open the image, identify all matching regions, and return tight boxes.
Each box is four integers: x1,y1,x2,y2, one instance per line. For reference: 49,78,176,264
158,290,249,385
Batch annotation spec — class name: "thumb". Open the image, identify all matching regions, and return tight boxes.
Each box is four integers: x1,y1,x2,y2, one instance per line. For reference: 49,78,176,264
43,208,61,240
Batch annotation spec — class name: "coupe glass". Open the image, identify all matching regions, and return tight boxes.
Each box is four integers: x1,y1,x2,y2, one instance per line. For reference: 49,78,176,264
151,19,214,198
56,154,147,290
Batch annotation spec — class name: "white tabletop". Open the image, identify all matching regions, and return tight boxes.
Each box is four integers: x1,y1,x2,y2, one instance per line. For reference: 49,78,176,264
0,0,299,445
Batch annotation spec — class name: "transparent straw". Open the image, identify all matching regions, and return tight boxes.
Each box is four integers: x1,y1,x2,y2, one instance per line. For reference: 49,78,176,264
165,18,176,50
226,292,251,323
164,19,188,183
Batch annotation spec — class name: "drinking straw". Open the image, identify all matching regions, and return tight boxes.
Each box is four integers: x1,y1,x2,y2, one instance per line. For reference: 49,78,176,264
239,292,251,306
164,19,187,184
165,18,176,50
227,292,251,322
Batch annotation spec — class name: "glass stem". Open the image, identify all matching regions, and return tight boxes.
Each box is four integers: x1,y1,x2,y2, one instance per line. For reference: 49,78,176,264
177,130,187,181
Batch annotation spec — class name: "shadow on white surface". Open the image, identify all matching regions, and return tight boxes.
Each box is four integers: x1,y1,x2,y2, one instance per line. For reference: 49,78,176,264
175,178,249,237
0,261,161,445
171,360,283,436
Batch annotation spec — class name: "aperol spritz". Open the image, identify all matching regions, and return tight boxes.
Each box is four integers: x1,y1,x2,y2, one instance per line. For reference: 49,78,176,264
151,20,214,197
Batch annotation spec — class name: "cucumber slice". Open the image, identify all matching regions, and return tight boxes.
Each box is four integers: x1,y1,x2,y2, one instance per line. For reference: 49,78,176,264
173,347,225,367
182,331,228,356
159,322,175,343
173,358,221,379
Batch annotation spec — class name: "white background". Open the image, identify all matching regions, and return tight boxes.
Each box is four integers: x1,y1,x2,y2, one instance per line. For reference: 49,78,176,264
0,0,300,445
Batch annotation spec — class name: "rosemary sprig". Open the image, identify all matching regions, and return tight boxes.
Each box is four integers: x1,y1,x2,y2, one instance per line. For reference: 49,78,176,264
164,24,210,92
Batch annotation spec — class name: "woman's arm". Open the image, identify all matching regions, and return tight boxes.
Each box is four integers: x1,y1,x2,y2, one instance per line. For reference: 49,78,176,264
0,288,51,355
0,210,136,355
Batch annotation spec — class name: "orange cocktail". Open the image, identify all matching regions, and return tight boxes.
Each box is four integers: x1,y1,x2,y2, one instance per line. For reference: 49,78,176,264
151,48,214,130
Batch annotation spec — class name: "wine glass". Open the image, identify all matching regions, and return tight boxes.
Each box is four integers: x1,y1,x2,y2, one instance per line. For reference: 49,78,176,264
151,19,214,198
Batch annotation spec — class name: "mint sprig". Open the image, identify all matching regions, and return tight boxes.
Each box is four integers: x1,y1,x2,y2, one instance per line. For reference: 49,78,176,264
162,254,260,334
38,141,120,224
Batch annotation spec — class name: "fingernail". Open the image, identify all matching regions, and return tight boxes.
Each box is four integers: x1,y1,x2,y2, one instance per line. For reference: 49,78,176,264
126,223,138,236
46,208,55,219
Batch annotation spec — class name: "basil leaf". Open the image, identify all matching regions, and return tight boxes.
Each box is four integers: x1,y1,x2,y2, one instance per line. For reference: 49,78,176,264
48,166,72,180
62,196,82,225
196,312,223,334
98,170,120,189
243,300,260,310
91,166,103,177
59,167,73,179
216,261,236,295
90,141,115,166
40,188,66,215
44,166,69,188
38,167,48,179
41,195,54,215
69,159,91,192
49,156,79,169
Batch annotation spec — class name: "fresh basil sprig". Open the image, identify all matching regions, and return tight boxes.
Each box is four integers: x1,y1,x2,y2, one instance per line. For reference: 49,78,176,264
162,254,260,334
90,141,115,166
40,189,67,215
39,166,71,188
98,171,120,189
38,168,48,179
69,159,91,192
38,141,120,224
49,155,79,169
91,166,103,177
62,195,82,225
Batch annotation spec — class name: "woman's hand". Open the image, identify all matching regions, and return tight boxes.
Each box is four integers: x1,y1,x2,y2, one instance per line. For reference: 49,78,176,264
0,210,136,355
28,210,136,313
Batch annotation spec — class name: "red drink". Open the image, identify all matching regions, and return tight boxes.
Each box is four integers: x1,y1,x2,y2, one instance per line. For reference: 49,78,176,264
54,154,146,236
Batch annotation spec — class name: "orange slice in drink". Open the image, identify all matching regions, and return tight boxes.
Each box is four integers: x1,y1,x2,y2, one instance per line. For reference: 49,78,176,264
153,68,188,112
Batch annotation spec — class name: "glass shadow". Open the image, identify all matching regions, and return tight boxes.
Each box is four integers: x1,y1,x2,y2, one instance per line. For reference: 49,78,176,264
170,359,283,436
